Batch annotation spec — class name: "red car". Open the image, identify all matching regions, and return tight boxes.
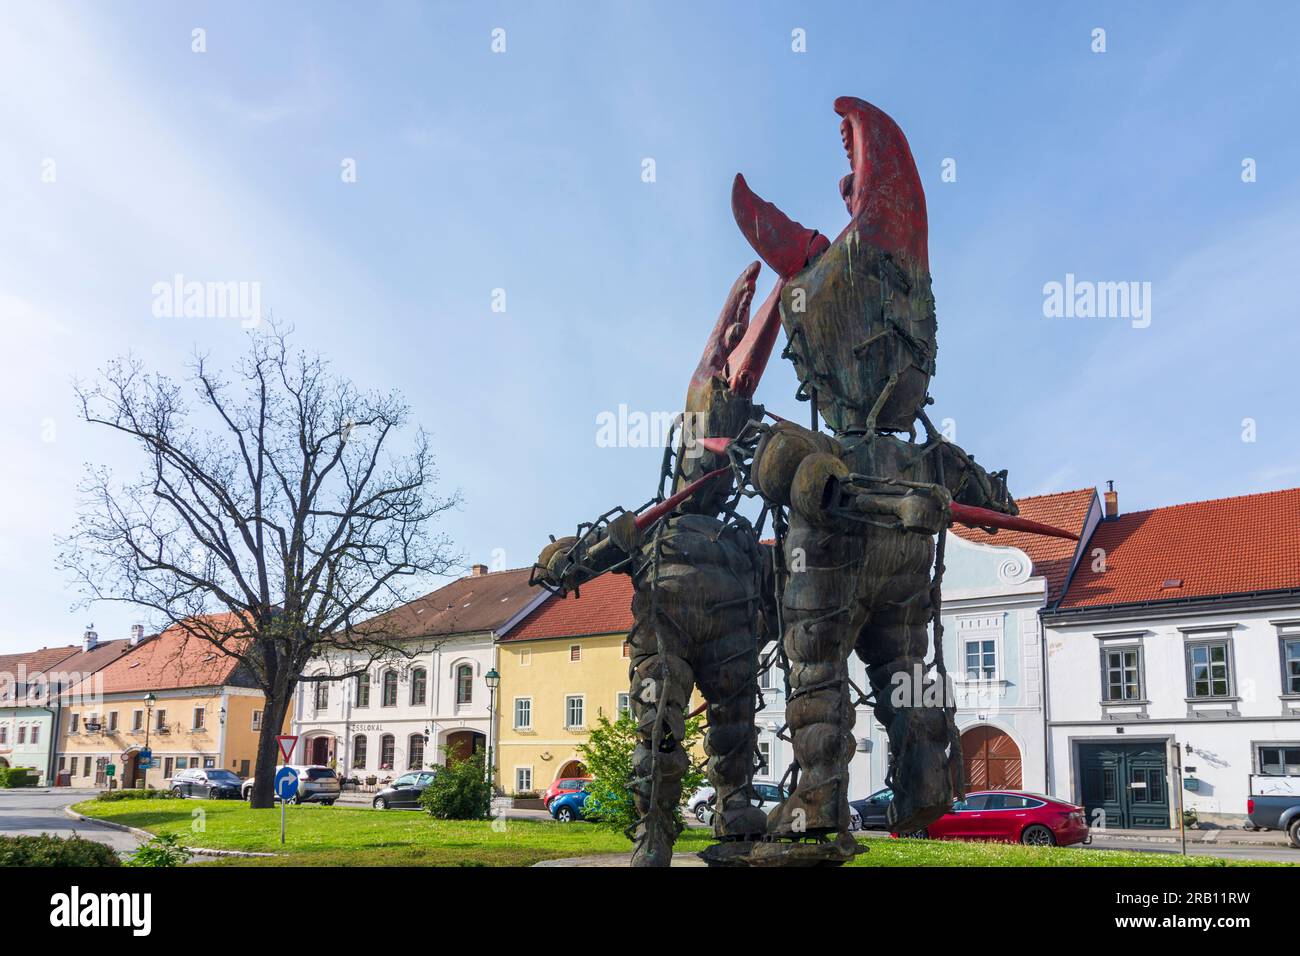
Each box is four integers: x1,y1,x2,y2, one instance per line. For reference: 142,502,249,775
904,791,1091,847
542,775,592,809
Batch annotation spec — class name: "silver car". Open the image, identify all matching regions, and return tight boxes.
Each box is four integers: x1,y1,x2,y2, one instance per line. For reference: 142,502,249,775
241,764,341,805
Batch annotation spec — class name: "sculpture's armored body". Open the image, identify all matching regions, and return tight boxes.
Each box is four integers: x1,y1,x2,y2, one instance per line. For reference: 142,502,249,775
534,265,783,866
536,95,1074,867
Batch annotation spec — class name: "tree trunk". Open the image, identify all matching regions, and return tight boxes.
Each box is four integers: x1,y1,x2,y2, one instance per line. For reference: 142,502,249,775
249,683,296,809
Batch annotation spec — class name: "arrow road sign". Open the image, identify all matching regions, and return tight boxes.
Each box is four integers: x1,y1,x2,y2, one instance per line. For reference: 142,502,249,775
276,735,298,764
275,766,299,801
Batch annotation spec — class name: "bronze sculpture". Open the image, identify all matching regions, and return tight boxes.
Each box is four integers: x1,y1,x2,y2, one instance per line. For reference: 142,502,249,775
535,96,1074,866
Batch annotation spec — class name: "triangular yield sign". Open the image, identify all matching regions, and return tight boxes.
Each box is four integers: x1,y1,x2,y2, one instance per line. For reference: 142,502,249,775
277,735,298,764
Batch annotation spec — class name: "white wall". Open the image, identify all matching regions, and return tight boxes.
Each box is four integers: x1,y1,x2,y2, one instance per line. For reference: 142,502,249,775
1045,604,1300,822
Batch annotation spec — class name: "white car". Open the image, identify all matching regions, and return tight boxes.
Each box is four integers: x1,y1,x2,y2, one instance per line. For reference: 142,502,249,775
686,786,716,823
241,764,341,805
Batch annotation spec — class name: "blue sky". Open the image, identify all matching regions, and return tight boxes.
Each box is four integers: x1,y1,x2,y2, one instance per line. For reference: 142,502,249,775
2,1,1297,652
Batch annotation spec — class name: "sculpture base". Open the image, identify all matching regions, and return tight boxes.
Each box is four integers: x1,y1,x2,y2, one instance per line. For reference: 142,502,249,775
698,832,864,868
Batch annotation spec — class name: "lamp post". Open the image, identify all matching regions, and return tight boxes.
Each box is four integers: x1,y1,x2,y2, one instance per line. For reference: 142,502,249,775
484,668,500,789
142,692,157,788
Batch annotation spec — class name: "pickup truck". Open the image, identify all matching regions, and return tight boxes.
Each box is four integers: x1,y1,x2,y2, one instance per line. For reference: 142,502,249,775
1245,774,1300,847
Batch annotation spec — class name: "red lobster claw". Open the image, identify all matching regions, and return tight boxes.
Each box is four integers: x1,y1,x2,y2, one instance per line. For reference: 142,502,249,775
731,173,829,280
833,96,929,268
690,260,760,394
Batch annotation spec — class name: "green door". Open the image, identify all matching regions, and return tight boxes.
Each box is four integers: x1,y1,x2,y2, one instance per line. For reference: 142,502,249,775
1079,742,1170,829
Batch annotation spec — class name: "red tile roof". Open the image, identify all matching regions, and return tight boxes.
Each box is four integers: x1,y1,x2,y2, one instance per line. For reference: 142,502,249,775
950,488,1096,603
504,573,634,642
65,616,251,698
360,568,541,640
1059,487,1300,609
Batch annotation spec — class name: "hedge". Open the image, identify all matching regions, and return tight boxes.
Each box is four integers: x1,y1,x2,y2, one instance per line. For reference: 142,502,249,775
0,767,39,788
95,788,181,802
0,834,120,867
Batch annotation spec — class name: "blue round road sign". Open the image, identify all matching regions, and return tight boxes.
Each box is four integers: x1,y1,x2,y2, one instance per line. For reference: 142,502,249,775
274,766,299,800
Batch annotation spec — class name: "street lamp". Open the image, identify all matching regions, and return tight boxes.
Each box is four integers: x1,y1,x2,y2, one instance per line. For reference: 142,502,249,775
484,668,500,788
142,692,157,789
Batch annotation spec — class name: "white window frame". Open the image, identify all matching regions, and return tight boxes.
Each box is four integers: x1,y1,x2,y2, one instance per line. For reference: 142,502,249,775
569,644,582,663
515,766,533,793
513,697,533,731
192,706,206,730
617,692,631,715
565,695,585,730
518,647,532,666
251,709,263,730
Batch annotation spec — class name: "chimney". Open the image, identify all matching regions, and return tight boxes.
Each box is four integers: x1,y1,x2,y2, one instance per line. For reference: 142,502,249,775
83,626,98,652
1104,480,1119,520
470,564,488,578
130,624,146,645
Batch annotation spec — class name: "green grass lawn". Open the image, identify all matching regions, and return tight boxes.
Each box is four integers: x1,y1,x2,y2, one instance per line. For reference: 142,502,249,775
74,799,1284,867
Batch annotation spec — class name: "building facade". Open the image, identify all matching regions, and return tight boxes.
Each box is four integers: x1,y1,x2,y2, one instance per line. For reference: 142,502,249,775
495,573,635,796
290,565,545,785
58,618,284,788
756,489,1099,804
0,635,131,784
1044,487,1300,828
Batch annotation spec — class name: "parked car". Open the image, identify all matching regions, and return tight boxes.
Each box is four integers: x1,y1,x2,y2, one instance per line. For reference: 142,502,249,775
1246,774,1300,847
850,788,894,830
169,768,243,799
687,786,716,823
549,784,591,823
241,765,341,805
542,775,591,809
903,791,1090,846
699,782,791,826
372,770,439,809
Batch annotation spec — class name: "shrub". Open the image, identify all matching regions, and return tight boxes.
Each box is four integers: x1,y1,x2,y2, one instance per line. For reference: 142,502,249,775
0,767,39,788
0,834,120,867
419,750,492,820
125,833,192,867
95,788,182,802
578,709,707,833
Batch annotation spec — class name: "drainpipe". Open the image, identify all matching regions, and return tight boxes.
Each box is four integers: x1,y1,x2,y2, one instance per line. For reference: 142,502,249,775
1039,614,1052,795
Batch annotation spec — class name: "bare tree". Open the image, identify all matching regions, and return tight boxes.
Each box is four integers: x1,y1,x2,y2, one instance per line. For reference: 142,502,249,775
60,323,461,807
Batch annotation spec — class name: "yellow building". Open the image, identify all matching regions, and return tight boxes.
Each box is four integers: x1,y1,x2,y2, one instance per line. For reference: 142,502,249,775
494,574,636,795
58,619,288,788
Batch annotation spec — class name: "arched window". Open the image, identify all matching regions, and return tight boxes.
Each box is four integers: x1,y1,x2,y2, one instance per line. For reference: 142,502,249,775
407,734,425,770
381,670,398,707
352,735,368,769
355,674,370,708
410,668,427,707
456,664,473,705
380,734,395,770
313,680,329,711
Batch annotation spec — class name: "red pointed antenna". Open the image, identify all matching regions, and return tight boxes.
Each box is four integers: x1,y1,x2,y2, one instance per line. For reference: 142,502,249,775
634,467,731,531
950,503,1078,541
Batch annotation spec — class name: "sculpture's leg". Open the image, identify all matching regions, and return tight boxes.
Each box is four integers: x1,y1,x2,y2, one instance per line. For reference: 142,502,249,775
694,624,765,839
626,592,694,868
766,515,864,837
856,528,954,834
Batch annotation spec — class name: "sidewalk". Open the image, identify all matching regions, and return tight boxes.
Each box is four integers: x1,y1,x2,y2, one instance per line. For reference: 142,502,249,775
1090,826,1290,846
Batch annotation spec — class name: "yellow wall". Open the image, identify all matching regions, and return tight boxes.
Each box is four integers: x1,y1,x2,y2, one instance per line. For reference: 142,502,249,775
58,688,286,788
495,633,630,795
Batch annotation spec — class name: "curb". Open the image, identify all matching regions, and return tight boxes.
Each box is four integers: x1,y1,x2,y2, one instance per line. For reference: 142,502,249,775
1088,830,1290,848
62,805,276,858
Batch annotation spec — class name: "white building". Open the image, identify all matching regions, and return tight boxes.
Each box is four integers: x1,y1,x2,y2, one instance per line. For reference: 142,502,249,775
289,565,545,782
755,488,1098,803
1042,487,1300,828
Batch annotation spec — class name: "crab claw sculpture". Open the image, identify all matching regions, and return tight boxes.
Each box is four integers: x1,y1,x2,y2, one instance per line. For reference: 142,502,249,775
722,96,1051,863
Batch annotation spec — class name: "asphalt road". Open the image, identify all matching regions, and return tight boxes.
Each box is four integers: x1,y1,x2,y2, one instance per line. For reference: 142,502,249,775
0,789,142,854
